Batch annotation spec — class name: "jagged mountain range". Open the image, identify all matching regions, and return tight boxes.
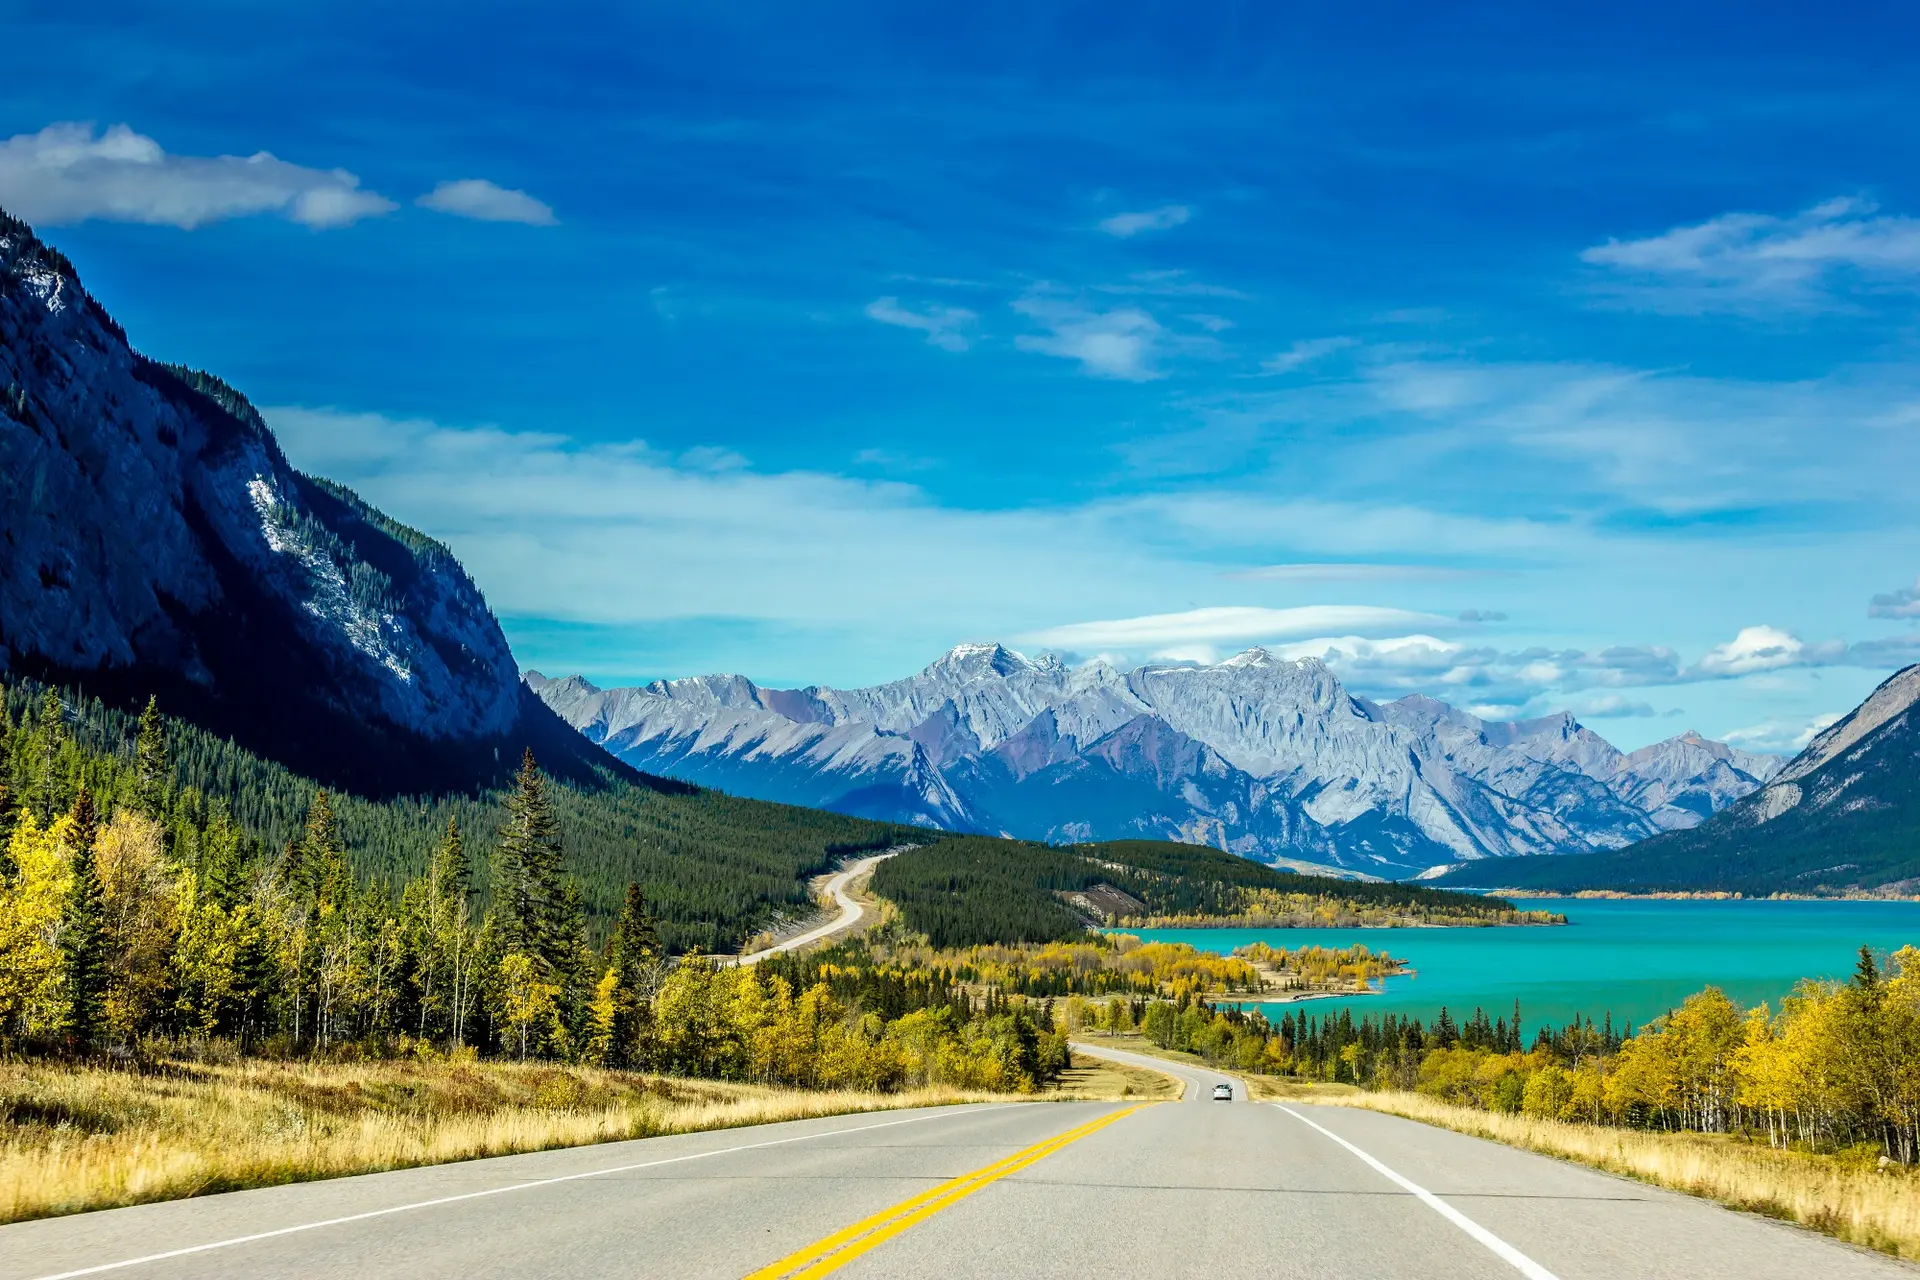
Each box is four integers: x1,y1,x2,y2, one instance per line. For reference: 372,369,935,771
1431,663,1920,895
529,643,1781,876
0,206,609,794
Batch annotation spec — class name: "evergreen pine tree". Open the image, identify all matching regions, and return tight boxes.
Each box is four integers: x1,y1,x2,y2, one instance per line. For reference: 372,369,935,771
134,696,168,819
1854,944,1881,992
608,882,661,975
30,689,68,823
59,787,108,1052
0,717,15,874
200,807,249,910
494,749,564,968
429,817,469,901
303,791,351,910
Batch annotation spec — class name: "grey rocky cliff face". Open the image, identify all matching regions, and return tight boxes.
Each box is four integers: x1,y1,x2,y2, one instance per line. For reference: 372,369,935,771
0,210,519,751
530,643,1780,876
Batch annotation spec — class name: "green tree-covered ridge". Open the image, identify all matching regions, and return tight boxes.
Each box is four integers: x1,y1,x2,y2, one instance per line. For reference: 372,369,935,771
871,836,1551,948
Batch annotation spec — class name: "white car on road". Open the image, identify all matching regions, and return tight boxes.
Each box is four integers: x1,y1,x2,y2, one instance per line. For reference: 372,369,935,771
1211,1082,1233,1101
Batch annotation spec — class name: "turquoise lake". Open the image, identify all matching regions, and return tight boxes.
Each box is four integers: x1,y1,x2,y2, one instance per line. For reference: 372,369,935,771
1130,898,1920,1035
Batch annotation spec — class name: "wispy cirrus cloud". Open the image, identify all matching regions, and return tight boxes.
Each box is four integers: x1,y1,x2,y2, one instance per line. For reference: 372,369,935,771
1262,336,1357,373
0,122,394,229
1098,204,1190,237
1012,296,1169,379
865,296,978,352
1581,197,1920,311
417,179,556,225
1020,605,1456,655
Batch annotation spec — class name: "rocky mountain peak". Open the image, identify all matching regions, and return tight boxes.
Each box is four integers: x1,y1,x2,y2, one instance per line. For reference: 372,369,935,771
2,206,527,792
927,641,1032,678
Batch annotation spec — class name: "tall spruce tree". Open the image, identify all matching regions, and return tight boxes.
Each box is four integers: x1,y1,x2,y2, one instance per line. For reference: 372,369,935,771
29,689,68,823
0,714,15,872
429,817,469,902
609,883,662,974
60,787,108,1052
494,749,564,968
133,696,168,819
605,880,664,1060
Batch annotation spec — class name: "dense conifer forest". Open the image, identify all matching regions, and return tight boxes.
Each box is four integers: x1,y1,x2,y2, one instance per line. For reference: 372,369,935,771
0,677,915,951
870,836,1548,947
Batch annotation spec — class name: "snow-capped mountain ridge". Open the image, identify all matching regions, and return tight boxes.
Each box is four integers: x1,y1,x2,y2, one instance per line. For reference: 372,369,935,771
530,644,1781,876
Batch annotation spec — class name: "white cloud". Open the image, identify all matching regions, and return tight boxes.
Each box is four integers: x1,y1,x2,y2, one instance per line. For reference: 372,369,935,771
1020,606,1455,655
1581,197,1920,309
417,179,556,225
1262,336,1357,373
1013,296,1167,379
1689,625,1819,677
0,122,394,229
1869,576,1920,620
1723,712,1843,756
1098,205,1191,237
864,297,977,352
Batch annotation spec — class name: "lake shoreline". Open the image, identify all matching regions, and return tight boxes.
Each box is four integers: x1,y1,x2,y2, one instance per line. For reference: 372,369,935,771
1129,898,1920,1032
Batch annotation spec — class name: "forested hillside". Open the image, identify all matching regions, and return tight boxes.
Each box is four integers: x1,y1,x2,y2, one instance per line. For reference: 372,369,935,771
871,836,1552,948
1,678,915,950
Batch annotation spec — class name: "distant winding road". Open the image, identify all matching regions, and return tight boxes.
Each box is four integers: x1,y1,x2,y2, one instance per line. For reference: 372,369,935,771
732,846,906,965
5,1039,1909,1279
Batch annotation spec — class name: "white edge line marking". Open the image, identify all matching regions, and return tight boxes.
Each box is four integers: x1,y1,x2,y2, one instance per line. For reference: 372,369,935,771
1277,1104,1561,1280
28,1104,1015,1280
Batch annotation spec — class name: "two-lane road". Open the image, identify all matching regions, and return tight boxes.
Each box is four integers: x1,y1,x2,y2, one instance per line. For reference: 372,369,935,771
4,1048,1907,1279
732,847,905,966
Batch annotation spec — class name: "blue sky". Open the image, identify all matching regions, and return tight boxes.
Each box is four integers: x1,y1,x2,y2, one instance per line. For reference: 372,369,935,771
5,1,1919,751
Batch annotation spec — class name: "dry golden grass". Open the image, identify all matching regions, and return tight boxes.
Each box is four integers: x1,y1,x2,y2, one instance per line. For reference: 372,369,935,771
1048,1052,1182,1101
1324,1090,1920,1260
1240,1075,1359,1102
0,1055,1011,1226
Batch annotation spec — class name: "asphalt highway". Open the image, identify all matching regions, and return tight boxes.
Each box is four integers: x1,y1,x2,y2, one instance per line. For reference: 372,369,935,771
732,848,903,966
2,1045,1908,1280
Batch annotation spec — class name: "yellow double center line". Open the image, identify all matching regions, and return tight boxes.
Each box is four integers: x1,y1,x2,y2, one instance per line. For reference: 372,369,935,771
742,1104,1150,1280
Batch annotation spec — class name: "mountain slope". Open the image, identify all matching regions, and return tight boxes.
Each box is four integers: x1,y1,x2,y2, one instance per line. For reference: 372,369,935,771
533,644,1779,876
1430,665,1920,895
0,206,606,795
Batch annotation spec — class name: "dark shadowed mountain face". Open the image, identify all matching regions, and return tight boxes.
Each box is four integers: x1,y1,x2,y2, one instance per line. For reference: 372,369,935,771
528,643,1782,878
1431,664,1920,896
0,208,612,795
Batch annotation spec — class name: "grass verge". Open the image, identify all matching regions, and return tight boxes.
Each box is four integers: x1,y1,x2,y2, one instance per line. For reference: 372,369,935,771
1319,1090,1920,1261
1048,1052,1182,1101
0,1055,1013,1225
